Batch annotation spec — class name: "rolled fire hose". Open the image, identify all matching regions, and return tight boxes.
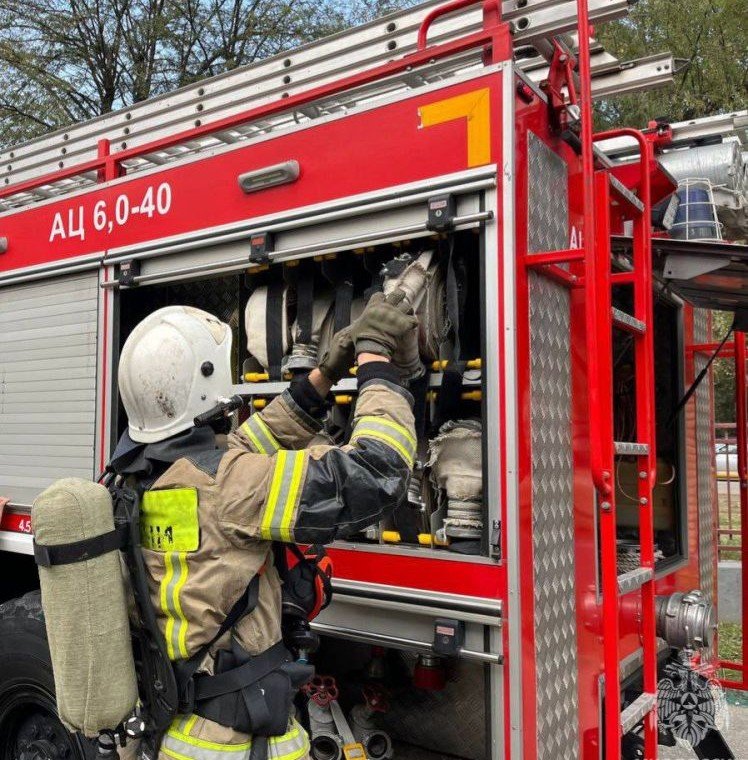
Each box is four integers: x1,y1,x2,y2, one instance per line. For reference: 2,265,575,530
382,251,447,378
428,420,484,539
32,478,138,737
245,283,291,377
286,287,335,372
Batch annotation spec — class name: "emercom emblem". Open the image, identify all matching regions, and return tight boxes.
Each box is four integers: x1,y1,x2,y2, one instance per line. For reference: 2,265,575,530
658,656,728,747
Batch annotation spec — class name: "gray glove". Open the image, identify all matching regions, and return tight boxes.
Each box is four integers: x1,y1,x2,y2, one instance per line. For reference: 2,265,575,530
317,325,354,384
350,290,419,359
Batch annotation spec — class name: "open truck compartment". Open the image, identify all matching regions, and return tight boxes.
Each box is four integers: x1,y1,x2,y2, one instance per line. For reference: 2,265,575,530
0,0,744,756
117,231,491,557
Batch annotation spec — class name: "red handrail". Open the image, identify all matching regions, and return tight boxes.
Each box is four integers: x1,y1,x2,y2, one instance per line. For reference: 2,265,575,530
734,330,747,689
417,0,490,50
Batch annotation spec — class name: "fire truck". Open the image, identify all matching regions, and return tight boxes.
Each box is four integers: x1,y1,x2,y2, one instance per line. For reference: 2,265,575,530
0,0,746,757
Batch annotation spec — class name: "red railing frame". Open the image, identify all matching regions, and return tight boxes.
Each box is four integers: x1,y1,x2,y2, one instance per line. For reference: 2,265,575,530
718,330,747,691
588,127,657,757
1,2,511,203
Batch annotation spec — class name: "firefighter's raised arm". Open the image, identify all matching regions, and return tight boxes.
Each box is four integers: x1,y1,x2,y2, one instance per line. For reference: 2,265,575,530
220,292,417,545
227,319,355,454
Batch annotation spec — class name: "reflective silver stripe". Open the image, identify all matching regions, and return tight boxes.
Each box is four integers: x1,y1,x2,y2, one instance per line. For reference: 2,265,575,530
162,720,309,760
269,724,310,760
162,731,250,760
161,551,189,660
350,416,416,466
260,450,307,542
240,414,281,455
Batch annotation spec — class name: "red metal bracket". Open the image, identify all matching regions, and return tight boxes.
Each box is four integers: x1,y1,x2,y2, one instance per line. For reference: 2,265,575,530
539,40,579,133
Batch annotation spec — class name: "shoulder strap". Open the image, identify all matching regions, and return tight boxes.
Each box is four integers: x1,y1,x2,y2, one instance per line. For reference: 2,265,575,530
174,570,262,710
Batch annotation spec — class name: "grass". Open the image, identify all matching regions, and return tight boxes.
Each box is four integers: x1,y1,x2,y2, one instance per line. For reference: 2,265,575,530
717,623,744,690
720,622,742,663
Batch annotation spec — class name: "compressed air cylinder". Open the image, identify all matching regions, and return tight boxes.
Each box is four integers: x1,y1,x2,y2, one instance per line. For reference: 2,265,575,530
32,478,138,737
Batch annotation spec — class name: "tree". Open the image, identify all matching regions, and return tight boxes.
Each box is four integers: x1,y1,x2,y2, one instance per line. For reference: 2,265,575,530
0,0,413,148
596,0,748,128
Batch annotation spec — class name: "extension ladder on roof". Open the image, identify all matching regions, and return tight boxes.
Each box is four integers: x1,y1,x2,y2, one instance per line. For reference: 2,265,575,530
0,0,674,212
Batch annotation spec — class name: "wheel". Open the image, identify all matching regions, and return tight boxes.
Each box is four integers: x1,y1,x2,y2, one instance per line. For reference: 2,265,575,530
0,592,97,760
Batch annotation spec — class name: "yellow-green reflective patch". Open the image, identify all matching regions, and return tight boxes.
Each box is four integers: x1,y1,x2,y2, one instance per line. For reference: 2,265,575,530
141,488,200,552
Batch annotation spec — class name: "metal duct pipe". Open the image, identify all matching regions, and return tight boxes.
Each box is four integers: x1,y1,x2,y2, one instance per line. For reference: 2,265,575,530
655,590,717,650
659,141,743,192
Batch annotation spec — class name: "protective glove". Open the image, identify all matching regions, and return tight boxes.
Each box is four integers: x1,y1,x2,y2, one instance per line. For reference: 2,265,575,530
392,323,424,380
317,325,354,384
350,290,419,359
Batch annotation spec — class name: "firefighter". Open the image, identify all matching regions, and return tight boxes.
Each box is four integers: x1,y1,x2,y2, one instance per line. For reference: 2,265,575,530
111,295,417,759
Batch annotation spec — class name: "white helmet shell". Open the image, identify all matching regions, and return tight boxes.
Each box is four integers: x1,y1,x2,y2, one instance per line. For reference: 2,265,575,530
119,305,233,443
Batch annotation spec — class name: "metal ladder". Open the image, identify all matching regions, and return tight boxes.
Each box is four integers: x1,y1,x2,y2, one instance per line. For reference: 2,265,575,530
575,0,659,749
522,1,660,751
589,142,659,758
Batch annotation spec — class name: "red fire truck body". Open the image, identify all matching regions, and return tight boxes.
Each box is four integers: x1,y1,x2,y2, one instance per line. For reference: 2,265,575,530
0,1,745,758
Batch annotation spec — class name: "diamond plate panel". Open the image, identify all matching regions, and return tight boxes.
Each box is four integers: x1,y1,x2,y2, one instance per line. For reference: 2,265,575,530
695,356,715,603
693,308,709,344
527,132,569,254
529,272,579,759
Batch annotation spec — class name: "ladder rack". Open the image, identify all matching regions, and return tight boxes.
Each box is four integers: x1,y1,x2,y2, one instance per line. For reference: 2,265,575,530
0,0,673,212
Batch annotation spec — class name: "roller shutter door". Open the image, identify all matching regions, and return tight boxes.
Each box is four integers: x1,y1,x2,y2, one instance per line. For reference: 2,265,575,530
0,272,99,506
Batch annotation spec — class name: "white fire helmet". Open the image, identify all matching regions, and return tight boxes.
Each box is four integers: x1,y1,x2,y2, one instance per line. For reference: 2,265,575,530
118,305,233,443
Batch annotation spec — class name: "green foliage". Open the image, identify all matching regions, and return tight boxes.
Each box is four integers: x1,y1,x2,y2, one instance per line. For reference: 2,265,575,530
713,312,737,423
0,0,416,148
595,0,748,128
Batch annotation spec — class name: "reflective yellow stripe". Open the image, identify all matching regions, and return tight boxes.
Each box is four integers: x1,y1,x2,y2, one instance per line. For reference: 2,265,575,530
167,728,251,751
162,747,194,760
261,450,288,538
419,88,491,167
260,451,307,541
355,415,416,447
174,552,190,658
352,428,414,466
240,419,266,454
255,415,281,451
183,714,198,734
279,451,305,543
240,414,280,455
351,417,416,467
161,551,189,660
161,552,176,660
162,719,309,760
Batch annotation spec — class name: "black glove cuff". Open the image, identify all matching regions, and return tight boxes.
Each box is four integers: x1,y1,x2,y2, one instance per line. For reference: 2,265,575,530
356,361,402,389
288,373,332,420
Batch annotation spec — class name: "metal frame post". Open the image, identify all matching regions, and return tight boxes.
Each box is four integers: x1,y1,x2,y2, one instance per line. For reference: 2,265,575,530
720,329,747,690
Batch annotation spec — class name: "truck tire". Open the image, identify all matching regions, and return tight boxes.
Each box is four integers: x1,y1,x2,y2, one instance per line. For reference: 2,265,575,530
0,592,97,760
